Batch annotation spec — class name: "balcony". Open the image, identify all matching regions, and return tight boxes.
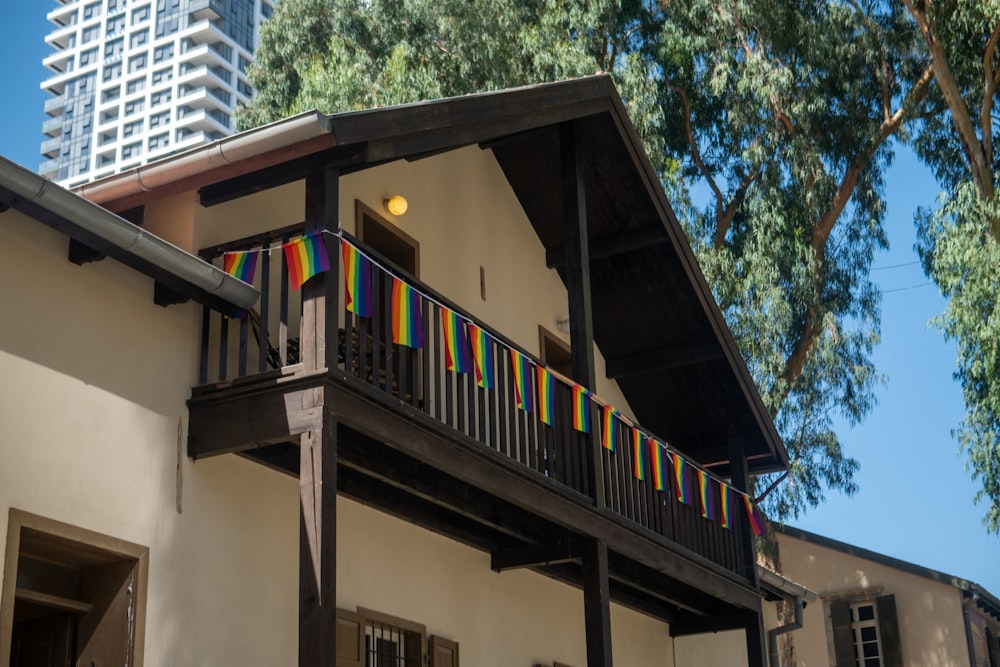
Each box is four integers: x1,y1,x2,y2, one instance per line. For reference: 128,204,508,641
189,225,757,599
38,158,60,178
40,137,61,158
42,117,63,137
189,0,225,20
43,95,66,116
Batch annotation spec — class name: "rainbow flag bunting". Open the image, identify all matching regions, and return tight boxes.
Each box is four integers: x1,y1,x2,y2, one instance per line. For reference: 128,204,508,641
601,405,618,451
391,277,424,348
572,385,591,433
632,429,647,481
536,366,554,426
510,349,534,412
719,485,733,529
467,323,494,389
223,249,258,284
441,309,472,373
648,438,666,491
672,453,692,505
342,241,372,317
698,469,715,521
744,496,767,536
283,232,331,291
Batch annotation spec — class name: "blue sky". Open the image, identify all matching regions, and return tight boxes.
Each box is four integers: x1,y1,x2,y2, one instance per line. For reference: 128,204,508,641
3,3,996,594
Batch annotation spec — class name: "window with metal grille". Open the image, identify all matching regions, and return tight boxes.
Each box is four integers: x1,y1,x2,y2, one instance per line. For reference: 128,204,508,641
363,612,423,667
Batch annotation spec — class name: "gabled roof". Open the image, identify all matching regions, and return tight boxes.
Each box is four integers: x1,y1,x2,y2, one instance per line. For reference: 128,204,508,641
76,75,788,475
776,525,1000,620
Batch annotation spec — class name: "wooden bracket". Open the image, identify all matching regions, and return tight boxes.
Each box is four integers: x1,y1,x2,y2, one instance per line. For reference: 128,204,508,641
68,238,106,265
153,281,190,308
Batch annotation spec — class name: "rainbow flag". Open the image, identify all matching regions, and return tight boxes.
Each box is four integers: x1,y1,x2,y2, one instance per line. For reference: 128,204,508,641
672,453,692,505
223,249,258,284
648,438,666,491
467,323,494,389
698,469,714,520
744,495,767,536
283,232,331,291
391,277,424,348
572,385,591,432
719,484,733,529
601,405,617,452
510,349,534,412
536,366,554,425
441,309,471,373
632,429,647,481
342,241,372,317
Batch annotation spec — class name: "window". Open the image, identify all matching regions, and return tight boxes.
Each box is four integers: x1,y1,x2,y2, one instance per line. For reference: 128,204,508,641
132,5,150,22
79,48,97,66
103,61,122,81
125,99,145,115
335,608,459,667
0,510,148,667
130,29,149,48
830,595,901,667
126,77,145,95
122,141,141,159
149,110,169,128
151,88,172,106
261,2,273,19
104,37,124,60
81,25,99,43
105,14,125,35
82,2,100,19
539,327,572,377
148,132,169,151
123,120,143,137
153,43,174,63
237,78,253,97
101,86,121,102
128,53,147,73
152,66,172,84
238,55,251,74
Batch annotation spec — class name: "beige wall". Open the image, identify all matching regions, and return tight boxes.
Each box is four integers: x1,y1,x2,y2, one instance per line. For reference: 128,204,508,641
776,532,972,667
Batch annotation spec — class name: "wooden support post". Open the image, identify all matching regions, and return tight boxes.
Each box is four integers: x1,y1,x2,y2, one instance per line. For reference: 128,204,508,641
744,608,767,667
303,166,341,372
727,436,759,586
582,537,613,667
299,398,337,666
560,121,604,509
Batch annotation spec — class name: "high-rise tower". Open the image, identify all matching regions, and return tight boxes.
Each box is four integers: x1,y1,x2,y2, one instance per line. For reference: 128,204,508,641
40,0,272,187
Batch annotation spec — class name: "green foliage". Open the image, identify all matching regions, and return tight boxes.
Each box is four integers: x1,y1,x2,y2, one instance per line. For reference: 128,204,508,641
241,0,934,522
917,184,1000,532
905,1,1000,530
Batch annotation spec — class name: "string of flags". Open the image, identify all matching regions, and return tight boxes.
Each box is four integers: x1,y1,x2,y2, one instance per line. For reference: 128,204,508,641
221,231,770,537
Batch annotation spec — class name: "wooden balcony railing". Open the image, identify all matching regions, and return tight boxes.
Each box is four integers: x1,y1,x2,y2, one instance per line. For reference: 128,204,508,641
197,227,753,581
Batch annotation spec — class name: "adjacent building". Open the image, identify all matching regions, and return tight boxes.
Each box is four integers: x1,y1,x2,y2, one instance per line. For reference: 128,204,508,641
39,0,272,187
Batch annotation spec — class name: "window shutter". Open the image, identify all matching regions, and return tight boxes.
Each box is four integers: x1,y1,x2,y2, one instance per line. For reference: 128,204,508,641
830,600,855,667
429,635,459,667
876,594,903,667
988,626,1000,667
336,608,363,667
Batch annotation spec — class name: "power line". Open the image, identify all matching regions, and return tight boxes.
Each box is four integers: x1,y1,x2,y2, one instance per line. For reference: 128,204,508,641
881,281,932,294
872,260,920,271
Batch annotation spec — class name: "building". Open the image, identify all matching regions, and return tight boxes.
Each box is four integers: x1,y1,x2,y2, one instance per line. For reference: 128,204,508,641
767,525,1000,667
39,0,272,187
2,76,791,666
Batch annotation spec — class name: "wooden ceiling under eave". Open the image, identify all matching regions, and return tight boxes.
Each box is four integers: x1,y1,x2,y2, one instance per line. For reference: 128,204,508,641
489,110,784,477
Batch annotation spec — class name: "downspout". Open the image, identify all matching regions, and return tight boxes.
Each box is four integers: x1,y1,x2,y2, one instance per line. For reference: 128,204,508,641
758,566,818,667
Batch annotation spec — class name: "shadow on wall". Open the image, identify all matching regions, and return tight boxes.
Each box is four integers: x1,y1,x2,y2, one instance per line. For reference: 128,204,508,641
0,209,200,414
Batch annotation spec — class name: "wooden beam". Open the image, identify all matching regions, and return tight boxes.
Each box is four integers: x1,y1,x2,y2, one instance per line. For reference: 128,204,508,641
301,167,339,372
669,611,750,637
744,608,767,667
545,227,669,268
727,436,759,588
299,400,337,665
560,121,604,510
68,238,105,265
198,144,367,207
604,342,723,379
491,540,581,572
187,371,326,458
582,537,613,667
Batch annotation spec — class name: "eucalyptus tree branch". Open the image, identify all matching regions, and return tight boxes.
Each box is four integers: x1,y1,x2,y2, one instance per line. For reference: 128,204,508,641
669,84,727,237
981,22,1000,168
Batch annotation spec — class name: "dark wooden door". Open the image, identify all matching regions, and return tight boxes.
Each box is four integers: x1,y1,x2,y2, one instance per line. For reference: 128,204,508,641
10,614,73,667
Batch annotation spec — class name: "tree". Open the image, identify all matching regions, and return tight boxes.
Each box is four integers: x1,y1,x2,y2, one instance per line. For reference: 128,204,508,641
906,0,1000,531
239,0,931,521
